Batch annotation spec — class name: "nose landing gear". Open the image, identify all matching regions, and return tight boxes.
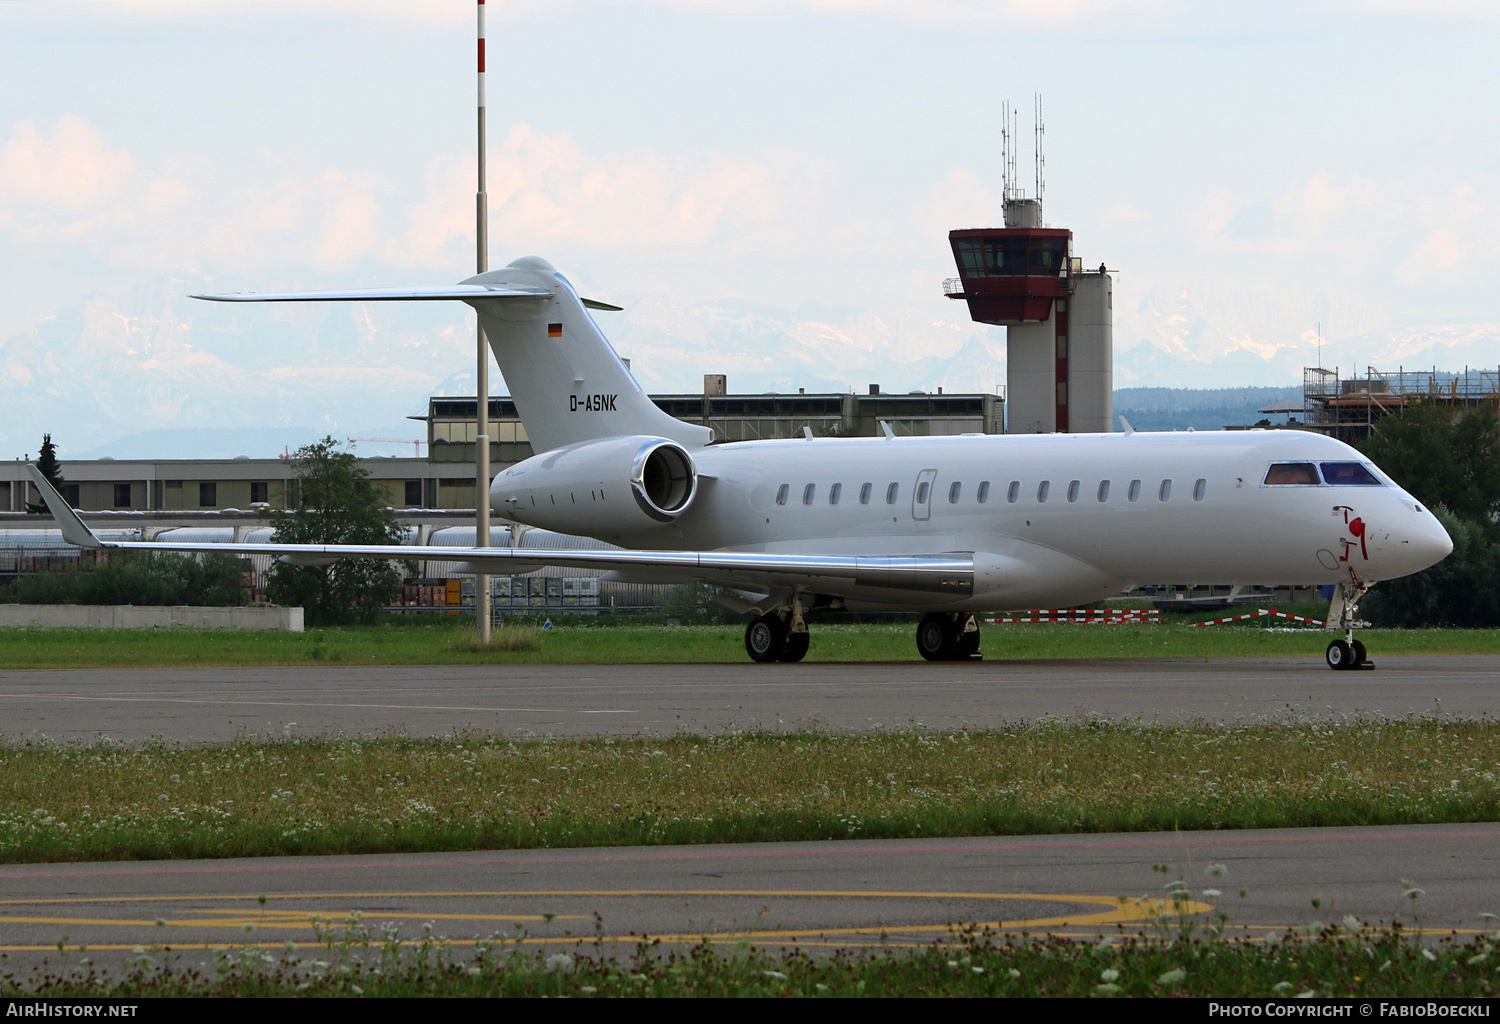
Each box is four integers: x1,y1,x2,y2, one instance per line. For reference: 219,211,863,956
1325,579,1373,670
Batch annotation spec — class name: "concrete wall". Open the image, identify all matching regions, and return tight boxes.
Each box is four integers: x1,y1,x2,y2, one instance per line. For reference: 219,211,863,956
1068,272,1114,434
1006,314,1057,434
0,605,304,631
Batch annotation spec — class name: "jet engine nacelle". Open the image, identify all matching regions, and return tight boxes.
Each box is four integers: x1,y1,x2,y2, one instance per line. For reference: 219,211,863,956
492,435,698,537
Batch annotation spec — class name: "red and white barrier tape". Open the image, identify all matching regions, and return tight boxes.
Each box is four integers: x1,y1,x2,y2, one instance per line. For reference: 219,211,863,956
1188,608,1326,628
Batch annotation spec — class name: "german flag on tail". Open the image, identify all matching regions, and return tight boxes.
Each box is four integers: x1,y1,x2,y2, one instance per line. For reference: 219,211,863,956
547,323,563,338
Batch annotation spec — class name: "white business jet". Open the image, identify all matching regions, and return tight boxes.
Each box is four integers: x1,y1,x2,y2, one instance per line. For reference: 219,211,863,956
28,256,1452,668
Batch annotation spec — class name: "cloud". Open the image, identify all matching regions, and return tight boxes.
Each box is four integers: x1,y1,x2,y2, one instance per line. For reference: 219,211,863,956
387,122,839,270
0,117,135,211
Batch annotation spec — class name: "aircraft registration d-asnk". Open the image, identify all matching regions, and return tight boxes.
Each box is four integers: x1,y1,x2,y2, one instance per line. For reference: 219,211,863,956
28,256,1453,668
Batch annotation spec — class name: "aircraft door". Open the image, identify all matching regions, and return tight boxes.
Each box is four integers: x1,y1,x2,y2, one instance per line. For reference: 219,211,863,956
913,468,937,522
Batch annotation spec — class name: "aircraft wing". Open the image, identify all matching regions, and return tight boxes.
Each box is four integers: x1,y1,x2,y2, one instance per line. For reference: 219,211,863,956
24,467,972,597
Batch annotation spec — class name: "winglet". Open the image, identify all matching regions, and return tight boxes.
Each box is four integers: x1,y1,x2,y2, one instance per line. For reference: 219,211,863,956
581,297,624,312
25,466,101,548
1119,415,1135,436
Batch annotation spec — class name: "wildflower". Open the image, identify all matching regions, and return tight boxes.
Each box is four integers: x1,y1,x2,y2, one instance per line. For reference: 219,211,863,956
1272,981,1292,993
1469,954,1488,966
545,953,573,973
763,970,788,980
1342,915,1362,931
1100,968,1120,983
1008,968,1021,979
1422,949,1437,962
580,986,597,994
1157,967,1187,986
1206,864,1228,878
1202,889,1222,899
971,966,984,974
1094,983,1122,995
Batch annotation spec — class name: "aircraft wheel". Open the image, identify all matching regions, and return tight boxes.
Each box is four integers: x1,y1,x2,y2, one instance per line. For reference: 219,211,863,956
1351,639,1367,666
1325,639,1355,671
745,614,787,663
779,631,810,663
916,613,957,662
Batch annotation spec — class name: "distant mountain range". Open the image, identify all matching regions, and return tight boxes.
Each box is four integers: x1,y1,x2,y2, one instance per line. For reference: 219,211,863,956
4,270,1496,460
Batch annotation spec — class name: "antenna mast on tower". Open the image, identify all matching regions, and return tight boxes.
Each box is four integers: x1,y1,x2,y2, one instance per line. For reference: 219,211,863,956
1033,92,1045,224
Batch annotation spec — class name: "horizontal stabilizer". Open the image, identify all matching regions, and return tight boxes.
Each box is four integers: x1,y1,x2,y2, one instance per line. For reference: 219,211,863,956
190,285,552,303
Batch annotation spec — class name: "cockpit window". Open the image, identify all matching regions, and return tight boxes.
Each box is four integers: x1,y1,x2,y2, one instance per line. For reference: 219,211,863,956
1264,463,1321,486
1320,462,1382,486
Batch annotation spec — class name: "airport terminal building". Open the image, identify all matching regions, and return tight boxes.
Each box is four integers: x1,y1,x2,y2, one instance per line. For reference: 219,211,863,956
1,384,1005,514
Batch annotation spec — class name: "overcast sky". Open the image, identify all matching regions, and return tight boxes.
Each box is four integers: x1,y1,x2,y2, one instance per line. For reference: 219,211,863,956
2,0,1497,455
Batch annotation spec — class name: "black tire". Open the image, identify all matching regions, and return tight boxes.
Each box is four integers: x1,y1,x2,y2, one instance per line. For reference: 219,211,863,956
779,631,810,663
1325,639,1355,670
917,613,957,661
745,614,787,663
1351,639,1367,665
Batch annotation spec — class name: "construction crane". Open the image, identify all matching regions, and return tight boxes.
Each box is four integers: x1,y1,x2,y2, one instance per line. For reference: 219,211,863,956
352,438,426,457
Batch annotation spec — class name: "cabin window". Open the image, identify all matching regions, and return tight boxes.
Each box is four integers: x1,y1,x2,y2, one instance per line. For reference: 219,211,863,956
776,484,789,505
978,481,991,504
1066,480,1080,503
1037,480,1050,503
1097,480,1111,502
916,481,930,504
1159,479,1172,502
1193,478,1207,501
1007,481,1020,503
1128,479,1141,502
859,482,873,504
1320,462,1381,486
886,482,899,504
1264,463,1321,486
948,481,961,503
829,483,842,505
803,483,816,505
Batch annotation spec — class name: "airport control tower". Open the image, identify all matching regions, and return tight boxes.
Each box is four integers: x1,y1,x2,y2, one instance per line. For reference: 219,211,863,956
943,102,1112,433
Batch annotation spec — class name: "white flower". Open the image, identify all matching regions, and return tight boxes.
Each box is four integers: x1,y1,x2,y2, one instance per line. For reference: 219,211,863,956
1008,968,1022,979
1100,968,1120,983
545,953,573,973
1342,915,1362,930
1202,889,1222,898
1422,949,1438,962
1206,864,1228,878
1157,967,1187,986
763,970,788,980
1094,983,1122,995
1272,981,1293,993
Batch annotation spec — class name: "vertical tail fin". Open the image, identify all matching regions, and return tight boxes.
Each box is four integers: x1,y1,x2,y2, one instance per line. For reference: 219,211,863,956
466,257,711,454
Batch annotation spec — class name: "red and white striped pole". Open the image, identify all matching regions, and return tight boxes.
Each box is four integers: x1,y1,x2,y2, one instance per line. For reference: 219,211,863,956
474,0,492,643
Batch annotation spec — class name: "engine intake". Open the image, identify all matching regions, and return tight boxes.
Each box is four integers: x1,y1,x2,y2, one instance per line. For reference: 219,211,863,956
633,440,696,521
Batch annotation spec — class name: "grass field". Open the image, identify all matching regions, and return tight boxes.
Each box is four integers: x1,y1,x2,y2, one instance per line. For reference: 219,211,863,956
4,611,1500,667
2,720,1497,863
8,924,1500,997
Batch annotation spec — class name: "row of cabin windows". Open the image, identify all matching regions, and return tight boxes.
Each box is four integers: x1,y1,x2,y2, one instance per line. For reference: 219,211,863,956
775,478,1210,506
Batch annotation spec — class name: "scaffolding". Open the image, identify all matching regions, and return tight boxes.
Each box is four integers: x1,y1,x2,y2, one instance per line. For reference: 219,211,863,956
1303,365,1500,443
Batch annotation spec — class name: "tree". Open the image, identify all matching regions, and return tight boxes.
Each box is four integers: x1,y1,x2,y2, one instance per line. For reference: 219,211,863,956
1362,505,1500,627
26,433,64,514
264,437,408,625
1357,403,1500,524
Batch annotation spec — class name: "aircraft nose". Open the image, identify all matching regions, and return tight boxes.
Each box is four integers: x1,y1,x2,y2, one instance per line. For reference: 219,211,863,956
1402,510,1453,573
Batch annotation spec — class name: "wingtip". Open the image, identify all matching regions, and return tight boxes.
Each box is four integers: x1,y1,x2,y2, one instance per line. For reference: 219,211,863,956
24,465,101,548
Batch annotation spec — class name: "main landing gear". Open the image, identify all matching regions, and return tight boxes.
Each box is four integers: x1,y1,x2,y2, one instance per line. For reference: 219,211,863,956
744,600,811,663
1325,578,1373,671
916,612,982,662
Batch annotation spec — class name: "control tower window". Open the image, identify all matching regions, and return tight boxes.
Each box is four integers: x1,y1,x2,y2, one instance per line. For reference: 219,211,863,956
984,237,1029,276
955,239,985,276
1320,462,1382,486
1264,463,1321,486
1030,238,1068,273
